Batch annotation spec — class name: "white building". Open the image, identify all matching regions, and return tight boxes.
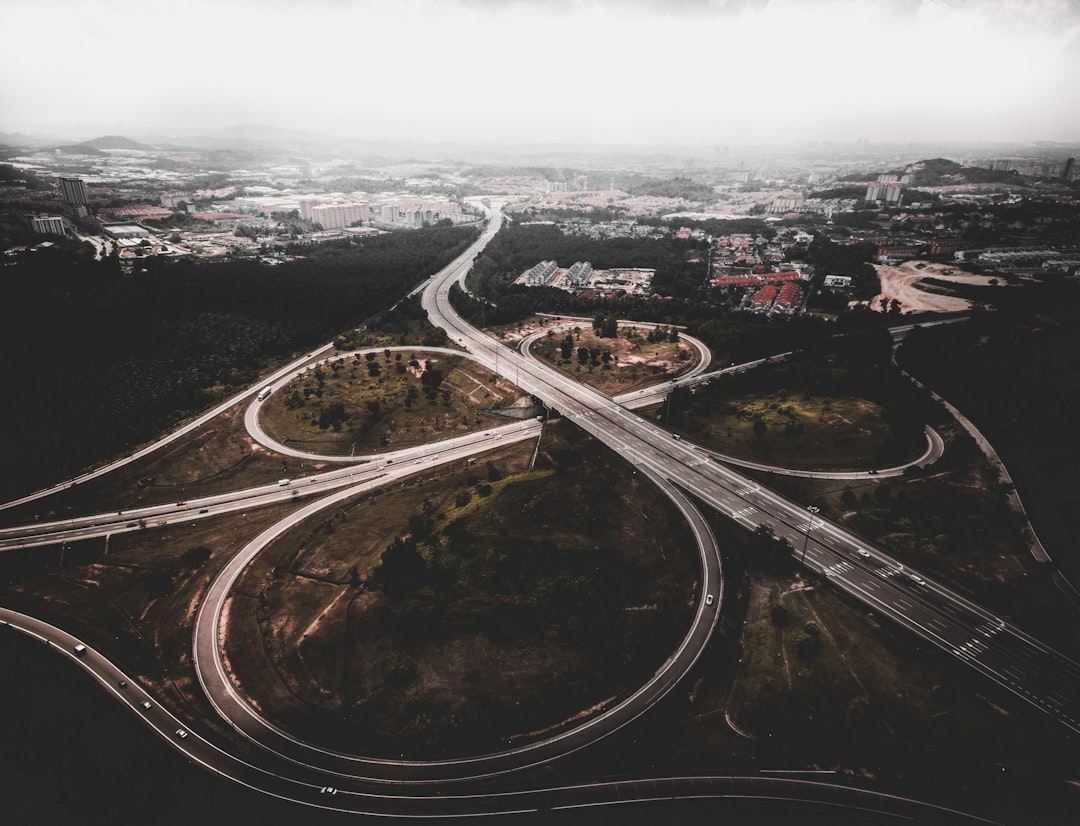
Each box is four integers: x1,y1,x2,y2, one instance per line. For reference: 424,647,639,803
311,201,370,229
160,191,189,208
31,215,66,236
58,177,88,206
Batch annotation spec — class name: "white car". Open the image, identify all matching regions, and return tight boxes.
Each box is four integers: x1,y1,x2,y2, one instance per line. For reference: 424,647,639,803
705,594,714,606
856,549,871,559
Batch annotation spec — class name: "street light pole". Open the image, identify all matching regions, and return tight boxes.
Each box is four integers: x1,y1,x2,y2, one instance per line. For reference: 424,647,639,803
800,505,820,567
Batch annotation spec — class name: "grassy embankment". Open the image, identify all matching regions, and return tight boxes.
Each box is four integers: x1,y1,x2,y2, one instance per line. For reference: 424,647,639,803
224,422,699,758
676,391,908,470
258,350,524,456
527,323,698,396
549,513,1079,825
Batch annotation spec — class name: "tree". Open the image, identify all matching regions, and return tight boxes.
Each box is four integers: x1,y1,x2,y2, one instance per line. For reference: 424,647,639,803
593,314,618,338
421,364,444,398
318,402,347,429
373,537,427,597
559,334,574,360
753,416,767,439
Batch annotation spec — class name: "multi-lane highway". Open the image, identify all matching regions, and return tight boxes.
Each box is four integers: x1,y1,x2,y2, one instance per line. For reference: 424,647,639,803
0,418,543,552
0,343,336,514
422,205,1080,738
0,609,996,823
2,200,1078,820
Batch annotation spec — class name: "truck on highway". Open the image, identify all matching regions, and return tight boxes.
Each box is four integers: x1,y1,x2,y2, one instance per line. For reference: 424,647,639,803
257,386,272,401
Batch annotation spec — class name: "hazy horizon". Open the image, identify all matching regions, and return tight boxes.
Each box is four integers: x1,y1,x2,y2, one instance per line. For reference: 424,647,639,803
3,0,1080,147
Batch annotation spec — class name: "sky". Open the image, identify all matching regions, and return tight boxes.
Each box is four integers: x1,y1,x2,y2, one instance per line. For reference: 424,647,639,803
2,0,1079,146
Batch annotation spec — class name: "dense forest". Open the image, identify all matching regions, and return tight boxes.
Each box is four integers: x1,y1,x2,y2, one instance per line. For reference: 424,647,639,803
469,222,708,300
450,220,897,363
447,222,717,331
897,281,1080,579
0,225,477,499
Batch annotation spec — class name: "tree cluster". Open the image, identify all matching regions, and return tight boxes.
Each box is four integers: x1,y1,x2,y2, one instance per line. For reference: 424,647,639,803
0,226,476,500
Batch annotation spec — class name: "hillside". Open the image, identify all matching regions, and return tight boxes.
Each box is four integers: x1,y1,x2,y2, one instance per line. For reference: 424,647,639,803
905,157,1023,186
79,135,153,151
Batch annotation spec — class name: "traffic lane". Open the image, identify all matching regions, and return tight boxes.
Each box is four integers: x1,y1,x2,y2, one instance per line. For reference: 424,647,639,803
0,343,336,512
0,423,543,551
194,462,724,783
0,610,1000,819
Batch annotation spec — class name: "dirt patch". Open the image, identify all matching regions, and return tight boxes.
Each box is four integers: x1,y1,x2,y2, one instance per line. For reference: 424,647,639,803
866,261,1005,314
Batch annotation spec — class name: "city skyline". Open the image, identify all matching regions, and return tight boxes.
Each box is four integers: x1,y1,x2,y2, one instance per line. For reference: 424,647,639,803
3,0,1079,147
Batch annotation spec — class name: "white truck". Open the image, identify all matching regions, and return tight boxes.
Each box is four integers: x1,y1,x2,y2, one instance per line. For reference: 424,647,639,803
257,386,272,401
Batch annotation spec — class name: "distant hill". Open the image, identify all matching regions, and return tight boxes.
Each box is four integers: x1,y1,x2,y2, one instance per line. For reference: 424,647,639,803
0,132,63,149
906,157,1022,186
78,135,153,151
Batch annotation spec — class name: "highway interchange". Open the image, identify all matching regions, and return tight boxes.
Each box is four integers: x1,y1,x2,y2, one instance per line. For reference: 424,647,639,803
2,202,1078,821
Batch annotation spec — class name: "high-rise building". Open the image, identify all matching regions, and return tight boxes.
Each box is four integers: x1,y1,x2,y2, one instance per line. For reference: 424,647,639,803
865,181,903,205
299,197,329,220
310,201,369,230
1063,158,1075,181
59,177,88,206
31,215,66,236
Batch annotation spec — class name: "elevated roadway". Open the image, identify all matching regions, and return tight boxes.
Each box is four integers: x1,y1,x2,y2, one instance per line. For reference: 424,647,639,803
1,204,1077,819
422,206,1080,738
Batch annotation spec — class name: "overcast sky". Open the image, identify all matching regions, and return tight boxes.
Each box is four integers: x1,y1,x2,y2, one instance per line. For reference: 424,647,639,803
3,0,1078,145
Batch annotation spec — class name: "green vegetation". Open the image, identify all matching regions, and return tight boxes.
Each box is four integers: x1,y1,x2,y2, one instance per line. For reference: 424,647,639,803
898,283,1080,590
672,390,906,470
825,441,1031,598
664,327,934,468
0,225,477,501
529,323,694,395
728,566,1044,770
0,402,310,527
907,158,1023,187
806,234,879,302
466,221,709,307
619,174,715,202
334,294,451,350
225,423,697,757
258,350,522,455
